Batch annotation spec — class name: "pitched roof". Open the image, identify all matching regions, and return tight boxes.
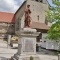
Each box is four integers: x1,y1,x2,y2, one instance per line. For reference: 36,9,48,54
31,22,49,30
0,12,15,23
15,1,26,15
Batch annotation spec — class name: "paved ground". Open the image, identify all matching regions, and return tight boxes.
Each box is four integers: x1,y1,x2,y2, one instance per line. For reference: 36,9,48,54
37,47,58,55
0,40,17,60
0,40,58,60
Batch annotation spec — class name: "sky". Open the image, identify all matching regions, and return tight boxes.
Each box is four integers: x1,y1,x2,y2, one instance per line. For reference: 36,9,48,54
0,0,52,13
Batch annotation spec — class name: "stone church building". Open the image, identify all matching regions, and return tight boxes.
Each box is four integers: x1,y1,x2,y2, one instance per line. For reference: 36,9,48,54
0,0,51,48
15,0,50,45
0,0,49,40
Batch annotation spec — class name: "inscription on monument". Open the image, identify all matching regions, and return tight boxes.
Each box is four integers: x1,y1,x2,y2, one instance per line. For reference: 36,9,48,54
24,39,34,52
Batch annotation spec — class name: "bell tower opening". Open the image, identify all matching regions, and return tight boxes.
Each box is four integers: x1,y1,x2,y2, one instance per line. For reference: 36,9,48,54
34,0,48,4
35,0,39,2
35,0,43,3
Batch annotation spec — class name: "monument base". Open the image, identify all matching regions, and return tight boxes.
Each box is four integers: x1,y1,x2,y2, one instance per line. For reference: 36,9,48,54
10,28,40,60
10,53,40,60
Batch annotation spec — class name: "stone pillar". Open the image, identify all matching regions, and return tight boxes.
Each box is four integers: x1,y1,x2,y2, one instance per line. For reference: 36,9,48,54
8,35,11,45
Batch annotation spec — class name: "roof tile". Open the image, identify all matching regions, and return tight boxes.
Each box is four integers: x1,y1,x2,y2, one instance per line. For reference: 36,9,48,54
30,21,49,30
0,12,15,23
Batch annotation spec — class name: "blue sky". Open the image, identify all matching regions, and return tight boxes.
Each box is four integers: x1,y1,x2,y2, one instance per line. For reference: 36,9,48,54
48,0,54,6
0,0,52,13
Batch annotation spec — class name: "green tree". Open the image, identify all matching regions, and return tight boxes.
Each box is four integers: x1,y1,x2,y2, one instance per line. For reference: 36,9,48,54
47,0,60,40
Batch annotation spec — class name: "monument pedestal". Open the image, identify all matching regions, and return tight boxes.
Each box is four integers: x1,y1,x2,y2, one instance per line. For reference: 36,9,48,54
10,28,40,60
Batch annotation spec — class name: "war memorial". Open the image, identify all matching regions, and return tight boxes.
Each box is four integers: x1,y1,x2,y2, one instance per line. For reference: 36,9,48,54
10,0,41,59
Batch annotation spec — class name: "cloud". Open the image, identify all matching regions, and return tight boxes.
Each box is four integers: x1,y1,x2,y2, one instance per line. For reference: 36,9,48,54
0,0,24,13
19,0,24,3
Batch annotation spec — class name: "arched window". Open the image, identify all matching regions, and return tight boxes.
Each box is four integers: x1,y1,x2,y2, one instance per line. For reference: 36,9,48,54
45,16,48,25
37,15,39,21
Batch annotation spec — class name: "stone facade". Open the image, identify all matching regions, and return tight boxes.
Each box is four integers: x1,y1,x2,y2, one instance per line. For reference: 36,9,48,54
15,0,49,30
15,1,26,31
0,22,15,39
26,0,48,23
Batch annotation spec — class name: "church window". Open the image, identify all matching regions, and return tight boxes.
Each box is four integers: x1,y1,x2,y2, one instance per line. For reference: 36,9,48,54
45,16,48,25
35,0,39,2
37,15,39,21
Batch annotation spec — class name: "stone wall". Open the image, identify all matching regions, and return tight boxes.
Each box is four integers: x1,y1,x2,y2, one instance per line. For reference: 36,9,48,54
0,22,15,39
15,1,26,31
26,0,48,23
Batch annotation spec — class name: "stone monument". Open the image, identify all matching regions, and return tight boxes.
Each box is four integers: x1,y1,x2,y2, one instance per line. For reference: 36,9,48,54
10,4,40,60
